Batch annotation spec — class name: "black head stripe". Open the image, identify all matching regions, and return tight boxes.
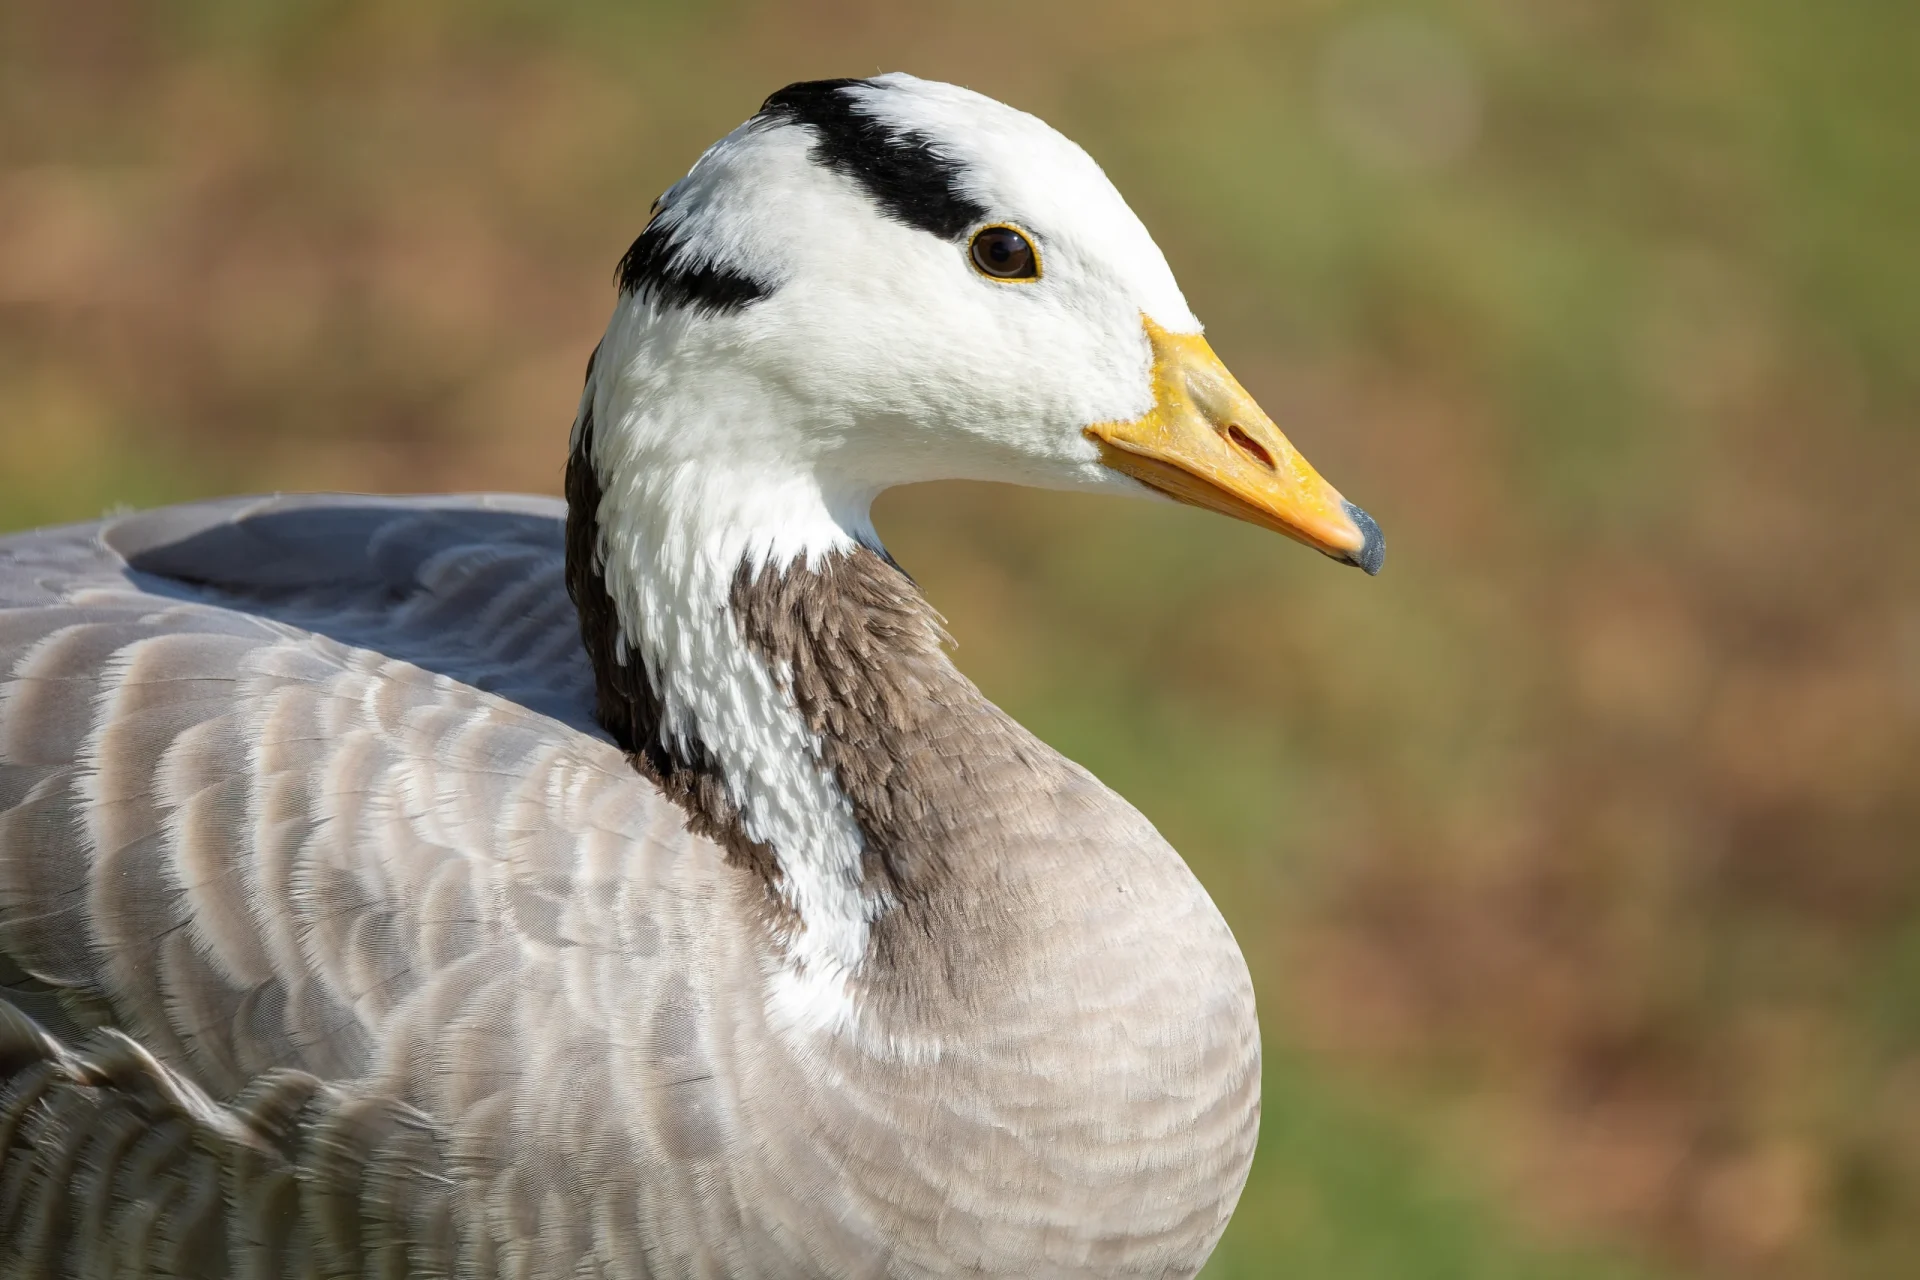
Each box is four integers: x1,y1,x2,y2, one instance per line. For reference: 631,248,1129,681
760,79,987,241
615,217,771,316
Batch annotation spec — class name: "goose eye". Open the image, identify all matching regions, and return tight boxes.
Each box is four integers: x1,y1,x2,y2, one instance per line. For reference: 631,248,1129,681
969,226,1039,281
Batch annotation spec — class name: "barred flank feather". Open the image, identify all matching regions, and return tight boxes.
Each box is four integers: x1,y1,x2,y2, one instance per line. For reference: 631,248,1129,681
0,1001,453,1277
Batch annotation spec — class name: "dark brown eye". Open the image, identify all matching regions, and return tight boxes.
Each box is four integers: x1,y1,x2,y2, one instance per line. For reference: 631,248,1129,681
968,225,1039,280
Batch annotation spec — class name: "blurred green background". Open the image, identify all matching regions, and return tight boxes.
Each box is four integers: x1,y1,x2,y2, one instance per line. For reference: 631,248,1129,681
3,1,1916,1275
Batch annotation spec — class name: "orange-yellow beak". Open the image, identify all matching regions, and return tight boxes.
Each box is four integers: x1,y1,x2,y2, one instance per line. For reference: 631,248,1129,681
1086,318,1384,574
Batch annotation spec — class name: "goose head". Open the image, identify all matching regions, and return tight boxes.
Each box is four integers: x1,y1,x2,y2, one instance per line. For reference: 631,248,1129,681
569,74,1383,1005
580,72,1382,578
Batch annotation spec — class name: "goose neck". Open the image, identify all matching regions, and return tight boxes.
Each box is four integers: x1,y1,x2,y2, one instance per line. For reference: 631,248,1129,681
566,388,976,1015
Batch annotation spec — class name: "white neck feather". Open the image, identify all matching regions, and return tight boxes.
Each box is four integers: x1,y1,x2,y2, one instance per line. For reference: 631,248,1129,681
584,320,885,1028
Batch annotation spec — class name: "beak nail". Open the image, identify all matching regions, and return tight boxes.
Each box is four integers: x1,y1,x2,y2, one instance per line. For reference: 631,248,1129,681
1342,500,1386,575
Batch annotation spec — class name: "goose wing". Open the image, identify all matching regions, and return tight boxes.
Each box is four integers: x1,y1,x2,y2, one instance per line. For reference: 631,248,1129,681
0,495,726,1276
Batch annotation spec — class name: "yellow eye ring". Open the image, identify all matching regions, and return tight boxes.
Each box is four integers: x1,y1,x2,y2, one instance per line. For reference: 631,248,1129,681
968,224,1041,282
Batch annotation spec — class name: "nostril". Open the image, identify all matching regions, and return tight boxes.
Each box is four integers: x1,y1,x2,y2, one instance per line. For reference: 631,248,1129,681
1225,424,1275,470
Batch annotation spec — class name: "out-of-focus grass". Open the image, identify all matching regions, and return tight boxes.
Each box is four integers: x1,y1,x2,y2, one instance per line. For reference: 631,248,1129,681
3,2,1916,1276
1206,1053,1655,1280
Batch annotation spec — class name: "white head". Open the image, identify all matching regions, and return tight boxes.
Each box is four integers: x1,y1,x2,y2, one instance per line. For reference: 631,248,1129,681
580,73,1380,571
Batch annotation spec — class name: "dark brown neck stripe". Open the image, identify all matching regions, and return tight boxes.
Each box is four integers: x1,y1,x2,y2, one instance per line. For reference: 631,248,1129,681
563,350,778,888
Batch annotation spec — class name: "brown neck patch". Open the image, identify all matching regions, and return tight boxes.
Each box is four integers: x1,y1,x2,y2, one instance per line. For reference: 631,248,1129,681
730,549,1028,951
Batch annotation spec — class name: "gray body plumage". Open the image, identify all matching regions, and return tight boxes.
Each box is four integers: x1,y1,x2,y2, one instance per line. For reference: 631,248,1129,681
0,494,1260,1277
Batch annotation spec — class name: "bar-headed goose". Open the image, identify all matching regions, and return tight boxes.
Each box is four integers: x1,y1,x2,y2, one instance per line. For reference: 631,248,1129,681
0,74,1381,1278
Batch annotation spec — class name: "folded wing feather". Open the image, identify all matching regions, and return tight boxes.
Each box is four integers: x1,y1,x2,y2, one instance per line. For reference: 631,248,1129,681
0,495,725,1276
